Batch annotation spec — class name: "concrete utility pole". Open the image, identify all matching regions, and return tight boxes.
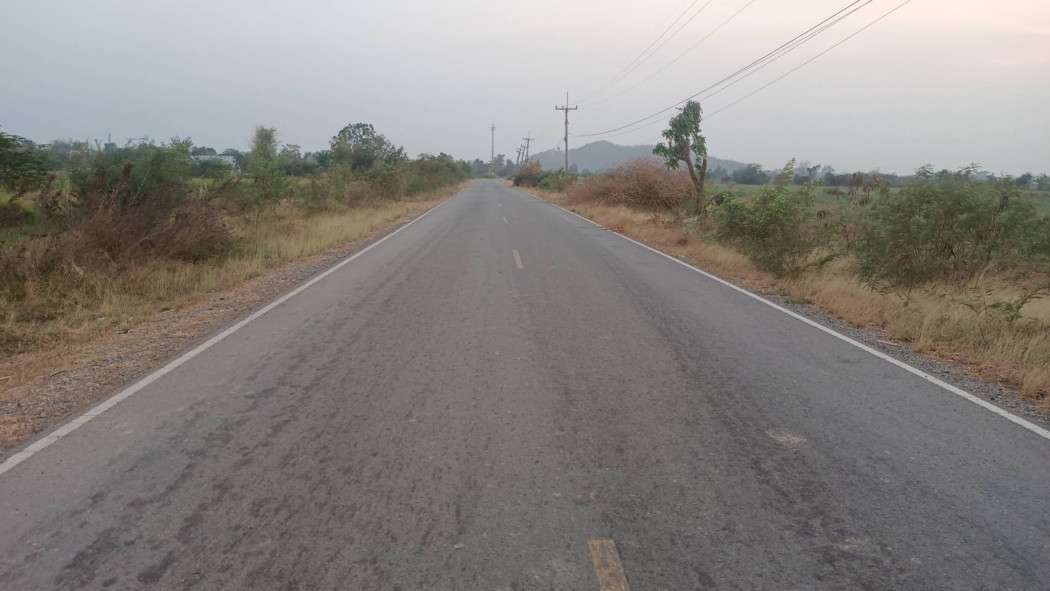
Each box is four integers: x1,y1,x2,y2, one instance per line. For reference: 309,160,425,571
490,124,496,175
515,146,524,167
554,93,577,174
522,132,535,163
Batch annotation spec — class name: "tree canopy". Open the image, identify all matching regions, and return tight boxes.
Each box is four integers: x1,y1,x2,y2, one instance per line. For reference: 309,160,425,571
329,123,406,171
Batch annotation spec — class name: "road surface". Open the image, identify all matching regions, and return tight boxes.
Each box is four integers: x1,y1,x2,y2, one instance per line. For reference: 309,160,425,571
1,180,1047,589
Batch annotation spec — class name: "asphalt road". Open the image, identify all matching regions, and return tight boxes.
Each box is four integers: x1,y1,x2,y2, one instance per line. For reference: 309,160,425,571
1,180,1047,590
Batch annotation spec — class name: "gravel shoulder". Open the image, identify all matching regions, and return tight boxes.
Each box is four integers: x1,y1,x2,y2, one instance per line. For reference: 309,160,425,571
755,288,1050,429
0,198,448,454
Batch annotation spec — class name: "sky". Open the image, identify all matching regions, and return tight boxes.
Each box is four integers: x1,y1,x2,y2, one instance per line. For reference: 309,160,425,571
2,0,1048,174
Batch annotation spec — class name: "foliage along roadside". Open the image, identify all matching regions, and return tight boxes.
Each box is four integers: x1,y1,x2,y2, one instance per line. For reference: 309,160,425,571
0,123,469,356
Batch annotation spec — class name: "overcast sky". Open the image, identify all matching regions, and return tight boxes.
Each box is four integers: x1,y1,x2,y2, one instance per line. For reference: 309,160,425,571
3,0,1047,174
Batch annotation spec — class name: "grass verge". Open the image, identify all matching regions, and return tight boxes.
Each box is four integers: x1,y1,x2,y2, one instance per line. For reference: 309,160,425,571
0,182,465,446
522,186,1050,410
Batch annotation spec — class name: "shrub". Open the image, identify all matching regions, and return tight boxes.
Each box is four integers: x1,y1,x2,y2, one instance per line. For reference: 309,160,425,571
404,153,466,195
0,131,53,196
538,170,576,192
69,139,195,206
366,162,406,200
567,159,688,210
511,162,545,187
0,201,32,230
715,163,823,275
855,166,1047,295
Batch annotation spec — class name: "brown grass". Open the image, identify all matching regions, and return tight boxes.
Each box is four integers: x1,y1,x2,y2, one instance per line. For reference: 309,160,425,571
567,159,693,210
528,188,1050,409
0,182,464,402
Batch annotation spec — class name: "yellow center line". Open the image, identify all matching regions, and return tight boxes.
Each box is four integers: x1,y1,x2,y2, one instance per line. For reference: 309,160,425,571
588,539,631,591
512,249,524,269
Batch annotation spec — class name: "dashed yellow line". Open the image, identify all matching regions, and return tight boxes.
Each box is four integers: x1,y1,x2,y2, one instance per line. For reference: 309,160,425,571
512,249,524,269
588,539,631,591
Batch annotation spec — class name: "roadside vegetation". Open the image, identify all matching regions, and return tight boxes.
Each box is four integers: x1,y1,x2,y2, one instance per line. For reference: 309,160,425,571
517,101,1050,409
0,124,469,359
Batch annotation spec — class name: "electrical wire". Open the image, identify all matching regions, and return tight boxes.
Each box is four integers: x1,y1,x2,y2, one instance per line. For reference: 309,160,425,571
704,0,913,119
574,0,868,138
589,0,759,107
584,0,720,103
577,0,710,104
573,0,910,141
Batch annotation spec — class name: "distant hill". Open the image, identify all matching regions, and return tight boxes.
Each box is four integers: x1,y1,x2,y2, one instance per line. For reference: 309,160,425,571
529,140,748,174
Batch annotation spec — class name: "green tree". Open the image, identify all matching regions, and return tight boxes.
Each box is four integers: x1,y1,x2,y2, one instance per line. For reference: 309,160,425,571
1036,174,1050,192
732,163,770,185
242,126,289,218
653,100,708,213
330,123,406,171
0,130,53,196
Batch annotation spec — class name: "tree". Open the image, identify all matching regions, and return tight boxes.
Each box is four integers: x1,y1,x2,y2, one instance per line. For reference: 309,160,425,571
1015,173,1034,189
329,123,406,170
242,126,289,218
1036,174,1050,192
733,163,770,185
709,166,730,183
653,100,708,213
0,130,53,196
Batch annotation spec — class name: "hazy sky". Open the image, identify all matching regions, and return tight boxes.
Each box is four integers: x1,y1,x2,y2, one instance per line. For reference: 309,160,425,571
3,0,1048,174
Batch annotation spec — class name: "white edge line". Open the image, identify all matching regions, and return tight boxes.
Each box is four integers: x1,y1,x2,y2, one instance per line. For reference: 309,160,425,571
0,195,457,477
519,189,1050,441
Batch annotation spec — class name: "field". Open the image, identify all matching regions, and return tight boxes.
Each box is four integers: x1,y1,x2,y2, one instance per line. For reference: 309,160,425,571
515,163,1050,410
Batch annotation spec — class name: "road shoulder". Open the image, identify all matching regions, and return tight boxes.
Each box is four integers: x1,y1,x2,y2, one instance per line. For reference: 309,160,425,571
516,183,1050,431
0,191,460,454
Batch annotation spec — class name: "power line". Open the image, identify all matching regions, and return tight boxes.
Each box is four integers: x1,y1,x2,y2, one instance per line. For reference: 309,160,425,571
574,0,868,138
575,0,909,141
590,0,760,107
577,0,869,136
577,0,705,104
705,0,913,119
585,0,719,103
691,0,874,103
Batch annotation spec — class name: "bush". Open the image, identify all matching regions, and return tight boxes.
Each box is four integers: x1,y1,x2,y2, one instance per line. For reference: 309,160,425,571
365,162,406,200
404,153,466,195
0,168,232,352
0,201,32,230
0,131,53,196
69,139,195,207
855,166,1047,294
538,170,576,192
567,159,690,210
511,162,576,192
715,163,823,275
511,162,545,187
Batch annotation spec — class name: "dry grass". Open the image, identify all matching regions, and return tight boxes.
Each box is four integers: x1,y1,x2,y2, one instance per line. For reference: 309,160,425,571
1,183,463,389
529,189,1050,409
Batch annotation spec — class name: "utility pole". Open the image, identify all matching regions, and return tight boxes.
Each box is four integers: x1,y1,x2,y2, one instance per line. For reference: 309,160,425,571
515,145,524,167
522,131,535,163
554,93,577,174
490,124,496,175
